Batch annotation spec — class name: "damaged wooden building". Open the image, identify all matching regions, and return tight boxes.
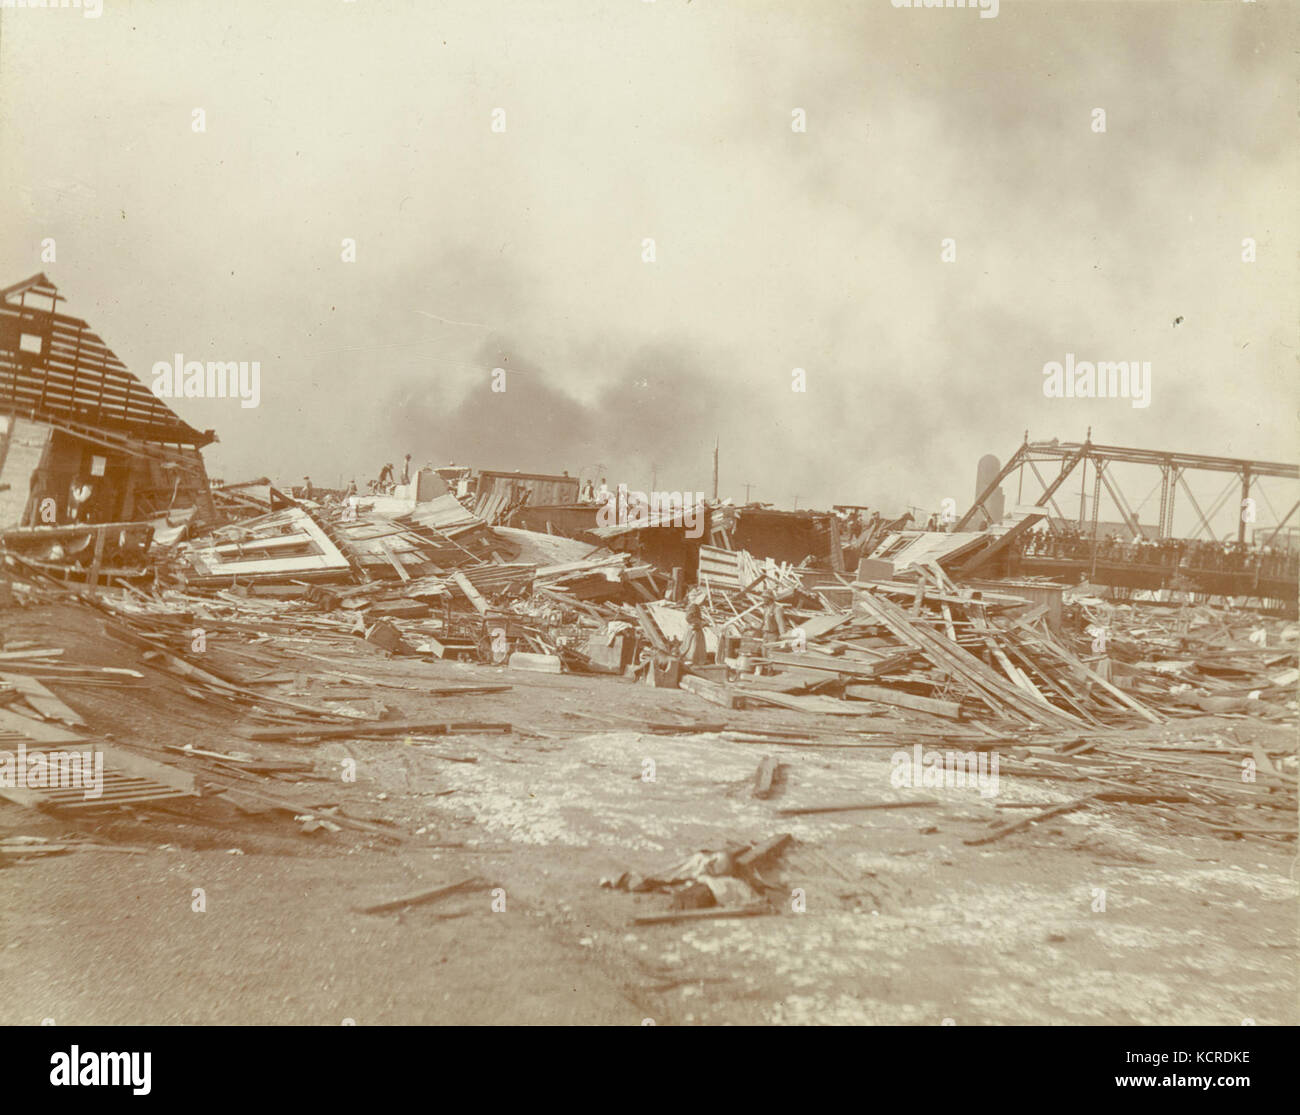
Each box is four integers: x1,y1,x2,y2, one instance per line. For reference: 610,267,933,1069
0,273,216,577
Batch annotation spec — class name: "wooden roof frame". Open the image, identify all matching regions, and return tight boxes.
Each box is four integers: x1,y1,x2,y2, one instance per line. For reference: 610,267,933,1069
0,273,214,448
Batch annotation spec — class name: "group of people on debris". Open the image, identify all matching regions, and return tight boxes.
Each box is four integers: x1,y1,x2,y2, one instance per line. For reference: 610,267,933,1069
577,477,612,505
296,455,417,504
675,586,785,666
1017,528,1296,578
370,454,413,495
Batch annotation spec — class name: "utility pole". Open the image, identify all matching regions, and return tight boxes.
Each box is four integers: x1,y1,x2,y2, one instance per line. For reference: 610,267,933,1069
1239,465,1252,544
1079,457,1088,528
712,439,719,501
743,481,755,504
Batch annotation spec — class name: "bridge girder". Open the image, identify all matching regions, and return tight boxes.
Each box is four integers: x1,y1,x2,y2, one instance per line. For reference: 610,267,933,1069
956,436,1299,542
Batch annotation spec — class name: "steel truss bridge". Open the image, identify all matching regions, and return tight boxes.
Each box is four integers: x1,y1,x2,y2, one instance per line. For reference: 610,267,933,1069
955,436,1299,610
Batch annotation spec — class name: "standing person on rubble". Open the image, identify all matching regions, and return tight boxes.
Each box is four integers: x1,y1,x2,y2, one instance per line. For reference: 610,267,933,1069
377,462,394,491
760,589,781,640
400,454,412,486
67,476,94,524
302,476,314,501
681,590,709,666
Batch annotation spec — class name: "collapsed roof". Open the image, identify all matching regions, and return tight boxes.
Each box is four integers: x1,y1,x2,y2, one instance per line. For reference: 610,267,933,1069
0,273,213,447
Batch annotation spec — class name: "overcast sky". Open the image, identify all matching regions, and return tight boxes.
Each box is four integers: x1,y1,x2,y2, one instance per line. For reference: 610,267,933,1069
2,0,1295,533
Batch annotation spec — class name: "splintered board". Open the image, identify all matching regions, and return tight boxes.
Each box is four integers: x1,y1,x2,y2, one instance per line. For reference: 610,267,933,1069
741,690,886,716
0,672,84,726
0,705,85,744
0,742,198,810
182,507,351,580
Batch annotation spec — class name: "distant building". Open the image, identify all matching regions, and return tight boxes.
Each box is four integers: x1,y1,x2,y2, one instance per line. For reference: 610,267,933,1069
470,468,580,524
971,453,1005,527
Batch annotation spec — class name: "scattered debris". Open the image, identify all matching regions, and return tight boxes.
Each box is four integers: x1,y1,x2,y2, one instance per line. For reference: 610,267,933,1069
357,876,486,916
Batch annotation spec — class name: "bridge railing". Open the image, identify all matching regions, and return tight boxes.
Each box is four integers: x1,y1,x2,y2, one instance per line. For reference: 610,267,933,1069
1010,533,1299,582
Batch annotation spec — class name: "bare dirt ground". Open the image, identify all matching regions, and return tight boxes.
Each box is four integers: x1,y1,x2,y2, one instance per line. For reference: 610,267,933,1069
2,602,1296,1025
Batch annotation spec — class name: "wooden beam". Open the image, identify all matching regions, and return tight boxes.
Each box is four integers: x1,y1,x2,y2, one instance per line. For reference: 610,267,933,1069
452,571,490,614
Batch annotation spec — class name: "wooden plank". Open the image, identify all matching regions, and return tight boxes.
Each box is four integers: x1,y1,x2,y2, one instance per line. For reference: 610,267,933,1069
764,649,912,678
963,796,1093,846
451,571,490,614
998,636,1104,725
829,516,845,574
0,706,84,743
622,571,658,603
632,905,774,926
90,745,197,794
856,591,1081,728
0,743,197,810
0,672,84,726
377,539,411,582
843,684,962,719
632,604,670,653
853,580,1020,608
1022,629,1163,724
983,634,1047,702
419,635,457,659
752,756,781,799
85,525,107,595
743,690,882,716
735,832,792,868
1249,742,1292,783
940,601,957,642
777,799,940,816
241,719,512,742
732,666,832,692
357,876,484,915
969,609,1048,704
680,673,745,709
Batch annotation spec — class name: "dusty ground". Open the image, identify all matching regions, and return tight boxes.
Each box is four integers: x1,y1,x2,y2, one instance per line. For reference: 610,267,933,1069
2,602,1296,1025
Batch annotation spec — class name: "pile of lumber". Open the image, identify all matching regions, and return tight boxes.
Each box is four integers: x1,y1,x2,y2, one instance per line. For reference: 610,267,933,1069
684,559,1296,731
958,725,1296,844
679,561,1168,731
665,559,1296,842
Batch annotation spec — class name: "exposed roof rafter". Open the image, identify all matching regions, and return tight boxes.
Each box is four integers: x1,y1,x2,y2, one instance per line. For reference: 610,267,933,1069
0,272,214,447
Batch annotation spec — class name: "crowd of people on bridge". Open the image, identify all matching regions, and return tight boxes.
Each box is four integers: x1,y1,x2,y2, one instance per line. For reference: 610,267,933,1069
1016,528,1297,580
